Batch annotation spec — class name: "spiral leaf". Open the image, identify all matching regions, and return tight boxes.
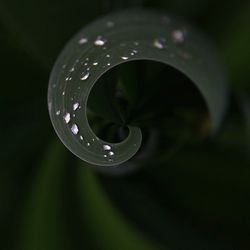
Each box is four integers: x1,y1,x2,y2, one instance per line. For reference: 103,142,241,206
48,10,228,167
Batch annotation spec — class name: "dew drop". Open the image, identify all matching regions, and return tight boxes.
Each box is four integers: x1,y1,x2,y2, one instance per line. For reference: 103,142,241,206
80,135,83,140
134,41,139,46
104,154,107,158
78,37,88,45
73,102,79,111
153,38,165,49
69,67,75,72
62,91,65,96
106,54,111,58
103,144,111,151
93,62,98,66
106,21,114,28
94,36,106,46
108,151,114,156
71,124,79,135
87,142,90,146
172,30,185,43
107,63,111,66
121,56,129,60
161,15,171,24
63,113,71,123
56,110,60,115
80,72,90,81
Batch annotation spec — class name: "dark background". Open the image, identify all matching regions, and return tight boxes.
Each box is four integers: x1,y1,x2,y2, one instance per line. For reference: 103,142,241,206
0,0,250,249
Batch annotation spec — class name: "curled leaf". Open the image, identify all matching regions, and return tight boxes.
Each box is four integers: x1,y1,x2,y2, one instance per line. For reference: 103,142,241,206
48,10,228,167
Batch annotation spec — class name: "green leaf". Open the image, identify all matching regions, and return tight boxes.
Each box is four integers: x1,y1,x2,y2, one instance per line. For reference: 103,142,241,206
77,162,160,250
17,141,71,250
48,10,228,167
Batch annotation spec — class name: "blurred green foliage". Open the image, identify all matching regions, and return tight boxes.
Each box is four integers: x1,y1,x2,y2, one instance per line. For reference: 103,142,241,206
0,0,250,249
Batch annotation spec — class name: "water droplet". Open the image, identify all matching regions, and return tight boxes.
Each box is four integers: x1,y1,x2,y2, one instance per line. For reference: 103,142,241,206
106,21,114,28
78,37,88,45
107,63,111,66
84,62,88,66
121,56,128,60
73,102,79,111
104,154,107,158
108,151,114,156
106,54,111,58
103,144,111,151
93,62,98,66
172,30,185,43
94,36,106,46
80,135,83,140
92,138,95,141
69,67,75,72
133,49,138,54
63,113,71,123
71,124,79,135
62,91,65,96
161,15,170,24
80,72,90,81
87,142,90,146
134,41,139,46
56,110,60,115
153,38,165,49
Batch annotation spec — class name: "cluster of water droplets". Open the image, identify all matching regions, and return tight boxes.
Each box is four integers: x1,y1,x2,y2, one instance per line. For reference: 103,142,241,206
55,17,191,163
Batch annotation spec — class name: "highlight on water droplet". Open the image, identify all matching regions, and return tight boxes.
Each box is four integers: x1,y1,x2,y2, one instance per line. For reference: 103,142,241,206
63,113,71,123
121,56,129,60
80,72,90,81
108,151,114,156
78,37,88,45
103,144,111,151
71,124,79,135
94,36,106,46
153,38,165,49
73,102,79,111
172,29,185,43
80,135,83,140
56,110,60,116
